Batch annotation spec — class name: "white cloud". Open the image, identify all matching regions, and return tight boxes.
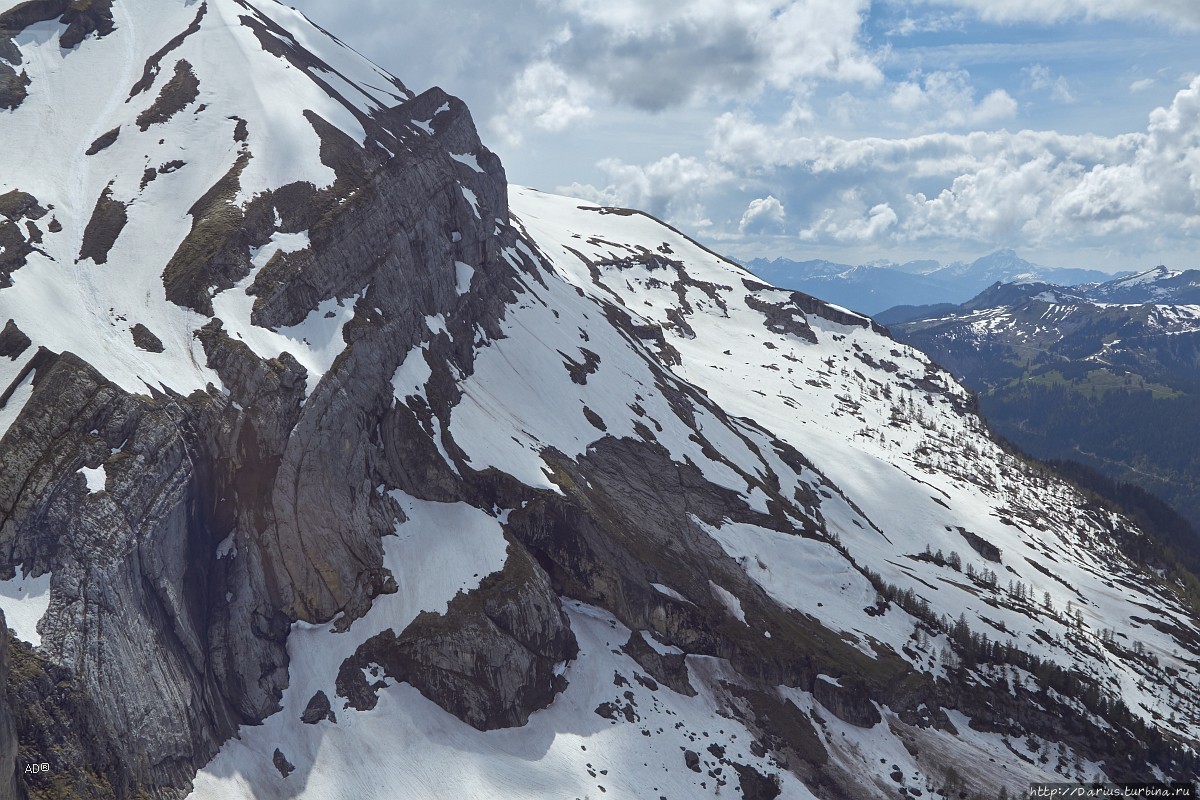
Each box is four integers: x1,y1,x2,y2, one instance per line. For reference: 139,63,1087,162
740,196,787,233
604,76,1200,252
550,0,882,101
491,61,593,145
1025,64,1076,103
560,153,729,226
310,0,886,150
886,70,1018,130
1130,77,1157,92
801,192,898,242
885,11,968,36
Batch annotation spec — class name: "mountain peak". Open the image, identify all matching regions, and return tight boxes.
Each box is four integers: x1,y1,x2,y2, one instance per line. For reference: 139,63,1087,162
0,0,510,396
980,247,1020,260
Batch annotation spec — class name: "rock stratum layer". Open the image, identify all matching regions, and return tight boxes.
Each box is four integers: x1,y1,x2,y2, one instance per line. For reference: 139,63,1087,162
0,2,1198,799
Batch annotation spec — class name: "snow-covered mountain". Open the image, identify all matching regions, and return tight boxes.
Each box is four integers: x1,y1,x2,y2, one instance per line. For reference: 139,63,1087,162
1080,266,1200,304
889,279,1200,537
1,3,1199,799
747,250,1121,316
891,280,1200,385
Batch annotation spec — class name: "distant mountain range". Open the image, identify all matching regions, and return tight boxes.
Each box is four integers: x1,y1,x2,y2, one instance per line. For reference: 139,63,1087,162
877,265,1200,326
745,249,1127,315
1082,264,1200,304
888,268,1200,533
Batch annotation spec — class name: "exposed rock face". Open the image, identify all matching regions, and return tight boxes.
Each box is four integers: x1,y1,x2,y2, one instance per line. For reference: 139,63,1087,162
0,615,18,800
0,319,30,359
271,749,294,778
0,64,27,110
78,184,128,264
735,763,782,800
337,542,578,730
812,676,882,728
135,59,199,130
129,323,164,353
300,691,334,725
0,0,115,112
0,189,47,287
622,631,695,697
4,629,139,799
0,6,533,792
0,352,246,788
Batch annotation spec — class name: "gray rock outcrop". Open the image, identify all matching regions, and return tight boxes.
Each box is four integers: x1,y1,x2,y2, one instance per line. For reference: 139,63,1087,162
0,38,534,795
0,614,18,800
337,541,578,730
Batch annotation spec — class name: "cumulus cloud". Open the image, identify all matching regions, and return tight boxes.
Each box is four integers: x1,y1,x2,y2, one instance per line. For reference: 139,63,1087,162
887,70,1018,130
800,192,898,242
560,153,729,226
549,0,882,111
1025,64,1075,103
492,61,593,145
592,76,1200,251
292,0,890,146
289,0,1200,263
740,196,787,233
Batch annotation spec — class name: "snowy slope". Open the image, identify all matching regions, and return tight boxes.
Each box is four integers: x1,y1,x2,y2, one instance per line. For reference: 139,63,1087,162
187,184,1200,797
1084,265,1200,304
505,187,1200,773
0,0,408,397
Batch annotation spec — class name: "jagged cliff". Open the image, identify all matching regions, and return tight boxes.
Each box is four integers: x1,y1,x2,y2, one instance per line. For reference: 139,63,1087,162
0,2,1198,800
0,616,16,799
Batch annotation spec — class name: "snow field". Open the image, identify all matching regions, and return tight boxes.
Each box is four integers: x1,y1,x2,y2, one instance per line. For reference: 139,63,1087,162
508,186,1200,745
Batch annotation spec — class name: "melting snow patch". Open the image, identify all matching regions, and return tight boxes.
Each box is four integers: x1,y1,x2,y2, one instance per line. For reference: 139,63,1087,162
461,186,480,219
188,496,513,800
501,246,522,269
191,589,817,800
79,465,106,494
215,534,237,560
0,571,51,646
650,582,690,604
427,414,461,477
212,254,363,400
391,345,432,401
307,66,385,115
449,152,483,173
641,631,685,656
454,261,475,295
744,486,771,514
250,230,310,271
709,581,747,624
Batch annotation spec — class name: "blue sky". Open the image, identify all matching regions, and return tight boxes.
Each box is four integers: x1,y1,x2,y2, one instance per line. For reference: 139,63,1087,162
290,0,1200,271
